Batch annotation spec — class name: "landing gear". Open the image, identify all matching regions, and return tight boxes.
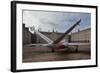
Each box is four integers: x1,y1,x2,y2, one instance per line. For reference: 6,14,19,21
51,48,55,52
75,45,78,52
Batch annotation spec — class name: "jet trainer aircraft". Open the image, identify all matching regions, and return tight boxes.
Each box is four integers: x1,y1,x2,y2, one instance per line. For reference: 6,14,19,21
28,19,90,52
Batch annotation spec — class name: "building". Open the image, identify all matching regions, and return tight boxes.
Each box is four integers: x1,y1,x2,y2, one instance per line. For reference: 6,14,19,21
23,24,36,45
23,23,91,49
34,28,90,44
68,28,91,52
35,31,69,44
70,28,91,43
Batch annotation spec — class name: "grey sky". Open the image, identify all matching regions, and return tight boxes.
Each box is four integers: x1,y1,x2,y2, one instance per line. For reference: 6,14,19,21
23,10,91,33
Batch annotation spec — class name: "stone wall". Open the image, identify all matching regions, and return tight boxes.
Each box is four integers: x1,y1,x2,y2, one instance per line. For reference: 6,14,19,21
70,28,91,42
23,24,35,45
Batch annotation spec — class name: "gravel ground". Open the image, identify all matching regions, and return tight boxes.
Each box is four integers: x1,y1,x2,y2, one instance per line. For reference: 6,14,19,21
23,45,91,63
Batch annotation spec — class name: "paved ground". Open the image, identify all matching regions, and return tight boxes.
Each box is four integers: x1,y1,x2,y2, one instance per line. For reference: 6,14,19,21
23,45,91,63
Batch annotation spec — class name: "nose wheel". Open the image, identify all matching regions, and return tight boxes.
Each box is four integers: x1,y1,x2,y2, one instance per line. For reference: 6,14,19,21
51,48,55,52
75,45,78,52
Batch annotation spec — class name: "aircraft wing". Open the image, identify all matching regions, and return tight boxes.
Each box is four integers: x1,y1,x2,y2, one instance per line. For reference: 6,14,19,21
53,19,81,44
29,26,53,44
66,42,90,46
26,43,50,47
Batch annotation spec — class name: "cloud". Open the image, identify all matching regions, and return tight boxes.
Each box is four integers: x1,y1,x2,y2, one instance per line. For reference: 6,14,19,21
23,10,91,33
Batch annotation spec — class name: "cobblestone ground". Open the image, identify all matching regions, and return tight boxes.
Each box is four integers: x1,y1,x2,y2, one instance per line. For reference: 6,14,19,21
23,45,91,63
